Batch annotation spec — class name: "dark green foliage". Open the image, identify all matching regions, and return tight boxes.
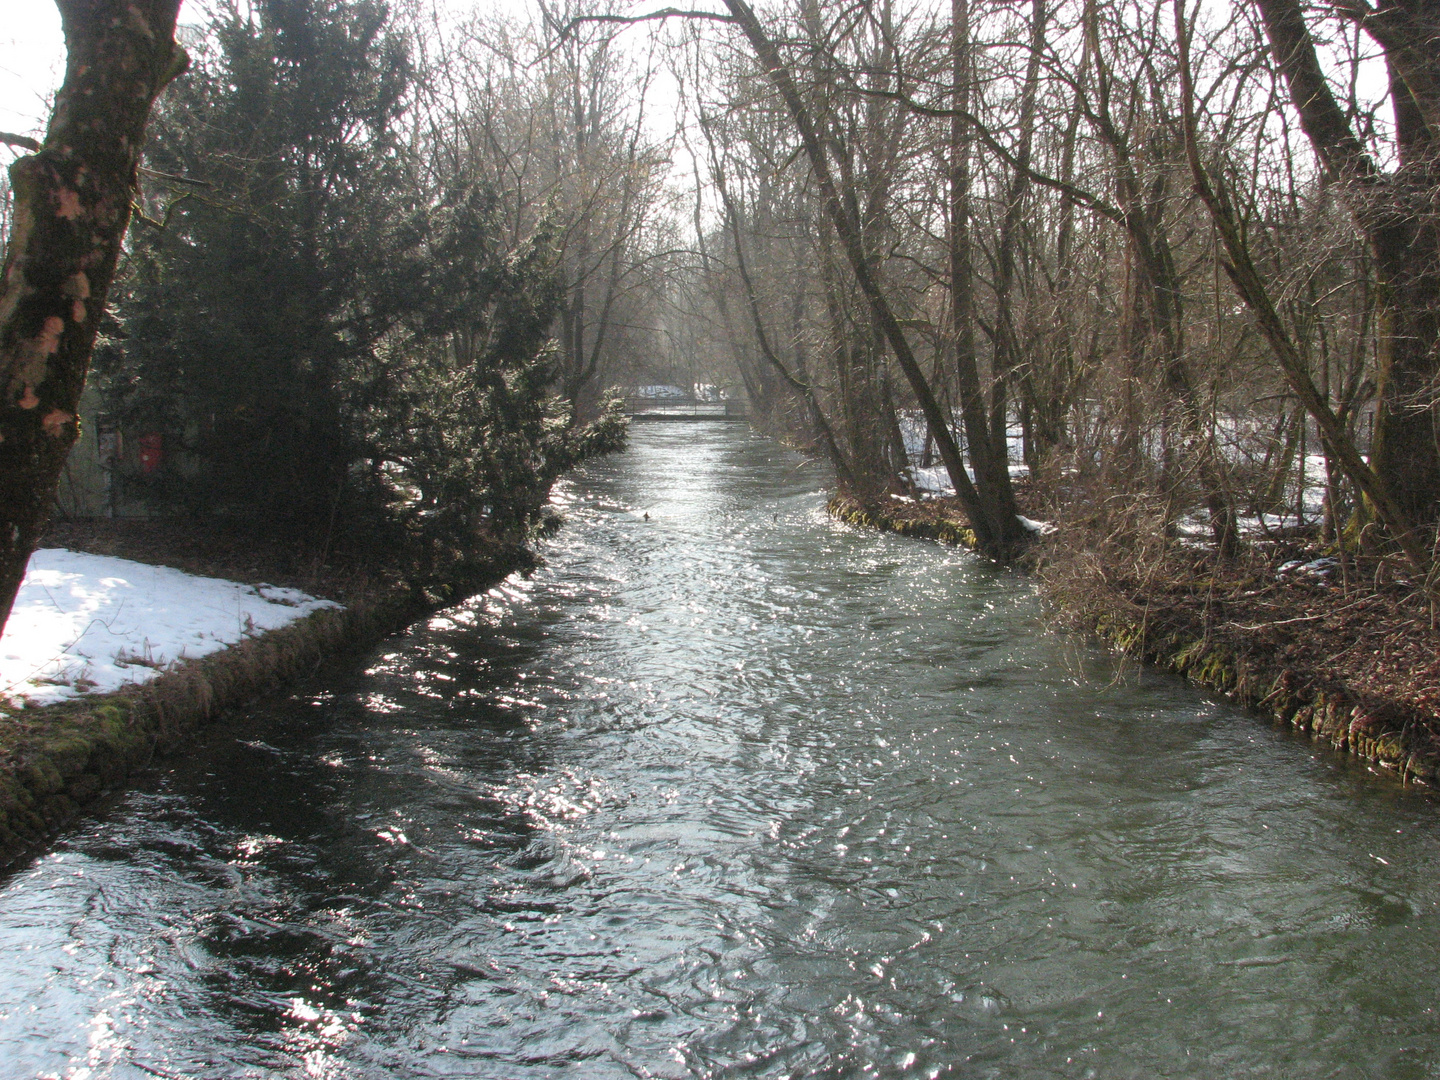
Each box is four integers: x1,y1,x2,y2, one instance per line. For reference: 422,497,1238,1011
346,191,627,569
102,0,416,528
97,0,625,565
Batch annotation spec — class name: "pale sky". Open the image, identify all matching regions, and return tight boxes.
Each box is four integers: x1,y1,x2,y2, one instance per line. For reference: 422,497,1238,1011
0,0,1389,183
0,2,64,138
0,0,681,139
0,1,544,139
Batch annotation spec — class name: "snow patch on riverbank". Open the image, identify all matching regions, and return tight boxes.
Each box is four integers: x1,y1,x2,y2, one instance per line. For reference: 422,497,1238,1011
0,549,341,706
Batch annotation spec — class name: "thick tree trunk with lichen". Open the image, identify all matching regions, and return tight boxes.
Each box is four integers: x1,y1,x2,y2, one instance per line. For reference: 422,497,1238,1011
0,0,185,635
1364,163,1440,532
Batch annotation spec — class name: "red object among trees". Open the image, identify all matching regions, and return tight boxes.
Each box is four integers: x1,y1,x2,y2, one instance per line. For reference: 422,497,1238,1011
137,433,163,475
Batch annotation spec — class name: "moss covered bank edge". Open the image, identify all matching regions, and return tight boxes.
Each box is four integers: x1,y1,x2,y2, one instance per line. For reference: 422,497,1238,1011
827,494,1440,789
0,547,535,872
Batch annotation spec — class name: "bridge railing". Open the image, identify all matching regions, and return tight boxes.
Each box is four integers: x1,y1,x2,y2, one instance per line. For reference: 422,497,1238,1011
623,397,748,420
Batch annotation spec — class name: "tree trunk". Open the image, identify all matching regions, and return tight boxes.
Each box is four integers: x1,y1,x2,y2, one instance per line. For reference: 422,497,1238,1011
1175,0,1431,572
989,0,1046,468
1084,0,1237,552
945,0,1028,552
1254,0,1440,534
722,0,1028,557
0,0,187,635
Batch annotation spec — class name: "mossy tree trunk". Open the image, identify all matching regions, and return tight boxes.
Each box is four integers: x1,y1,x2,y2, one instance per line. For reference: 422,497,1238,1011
0,0,186,635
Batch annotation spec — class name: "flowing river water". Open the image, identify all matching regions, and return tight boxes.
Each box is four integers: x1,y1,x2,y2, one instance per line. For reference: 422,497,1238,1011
4,424,1440,1079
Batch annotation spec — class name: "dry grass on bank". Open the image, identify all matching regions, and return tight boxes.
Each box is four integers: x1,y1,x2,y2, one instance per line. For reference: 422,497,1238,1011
1035,519,1440,730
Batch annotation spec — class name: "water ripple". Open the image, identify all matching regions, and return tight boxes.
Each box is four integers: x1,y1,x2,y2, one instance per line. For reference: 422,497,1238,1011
2,425,1439,1078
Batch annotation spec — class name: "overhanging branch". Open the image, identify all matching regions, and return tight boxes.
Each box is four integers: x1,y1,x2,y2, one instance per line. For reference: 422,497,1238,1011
0,132,41,152
549,8,734,42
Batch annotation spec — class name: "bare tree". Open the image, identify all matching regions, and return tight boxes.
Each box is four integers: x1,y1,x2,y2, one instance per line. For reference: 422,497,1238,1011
1174,0,1434,573
1254,0,1439,539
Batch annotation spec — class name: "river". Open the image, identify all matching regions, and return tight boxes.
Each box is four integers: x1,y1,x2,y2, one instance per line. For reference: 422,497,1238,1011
2,424,1439,1079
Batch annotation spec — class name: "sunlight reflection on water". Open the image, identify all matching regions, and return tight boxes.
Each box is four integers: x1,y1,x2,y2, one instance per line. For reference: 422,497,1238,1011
1,425,1439,1078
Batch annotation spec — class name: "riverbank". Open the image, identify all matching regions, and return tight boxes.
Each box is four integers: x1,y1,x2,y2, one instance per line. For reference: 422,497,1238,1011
0,518,541,870
829,493,1440,786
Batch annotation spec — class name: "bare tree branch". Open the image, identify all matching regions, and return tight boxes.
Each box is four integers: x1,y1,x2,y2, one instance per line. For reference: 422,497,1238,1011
0,132,42,152
1174,0,1431,577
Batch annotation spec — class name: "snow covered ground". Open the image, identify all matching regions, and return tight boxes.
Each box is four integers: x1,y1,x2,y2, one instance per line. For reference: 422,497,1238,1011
0,549,341,707
906,461,1030,497
897,414,1030,499
900,411,1348,545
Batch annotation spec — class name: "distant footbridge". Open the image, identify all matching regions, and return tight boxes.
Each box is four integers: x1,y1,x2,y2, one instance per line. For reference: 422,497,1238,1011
622,397,749,421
